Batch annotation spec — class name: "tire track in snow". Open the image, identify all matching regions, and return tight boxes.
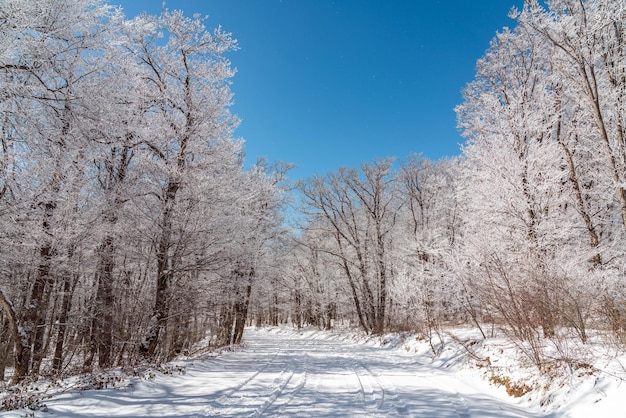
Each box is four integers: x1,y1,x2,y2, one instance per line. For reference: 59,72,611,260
351,359,385,409
262,352,309,416
249,369,296,417
199,340,297,417
198,329,538,417
331,344,390,413
355,358,412,416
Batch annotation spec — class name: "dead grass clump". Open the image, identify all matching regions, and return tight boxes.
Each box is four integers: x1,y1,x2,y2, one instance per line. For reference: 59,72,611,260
489,372,533,397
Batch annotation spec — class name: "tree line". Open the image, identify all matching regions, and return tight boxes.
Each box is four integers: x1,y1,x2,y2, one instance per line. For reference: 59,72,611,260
0,0,288,384
287,0,626,370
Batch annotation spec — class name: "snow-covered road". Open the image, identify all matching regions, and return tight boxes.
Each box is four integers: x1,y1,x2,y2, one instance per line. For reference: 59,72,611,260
5,328,547,417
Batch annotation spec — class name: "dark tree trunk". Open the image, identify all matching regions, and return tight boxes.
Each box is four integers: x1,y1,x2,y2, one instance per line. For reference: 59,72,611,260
219,306,234,345
52,273,76,374
89,145,132,367
140,180,179,360
233,276,253,345
92,233,115,368
24,205,55,377
0,288,29,384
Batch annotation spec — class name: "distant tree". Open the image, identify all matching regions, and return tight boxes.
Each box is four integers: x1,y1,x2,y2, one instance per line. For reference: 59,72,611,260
286,223,345,330
392,155,461,337
217,162,288,344
299,159,398,334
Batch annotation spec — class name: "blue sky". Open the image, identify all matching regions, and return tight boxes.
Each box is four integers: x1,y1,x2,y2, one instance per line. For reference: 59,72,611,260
116,1,522,179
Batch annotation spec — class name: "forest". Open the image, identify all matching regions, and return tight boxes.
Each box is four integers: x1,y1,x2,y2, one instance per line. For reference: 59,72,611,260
1,0,625,392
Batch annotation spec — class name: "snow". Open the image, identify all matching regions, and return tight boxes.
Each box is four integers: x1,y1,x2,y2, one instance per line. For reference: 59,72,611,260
1,326,625,417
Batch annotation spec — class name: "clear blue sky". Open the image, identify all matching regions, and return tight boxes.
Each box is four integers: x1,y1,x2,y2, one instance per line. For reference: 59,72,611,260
116,1,522,180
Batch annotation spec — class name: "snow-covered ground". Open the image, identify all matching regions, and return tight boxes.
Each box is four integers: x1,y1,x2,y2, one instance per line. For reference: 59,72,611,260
308,327,626,417
1,326,625,417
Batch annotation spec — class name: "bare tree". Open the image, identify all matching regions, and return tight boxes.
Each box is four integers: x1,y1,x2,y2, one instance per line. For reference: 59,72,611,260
298,159,398,334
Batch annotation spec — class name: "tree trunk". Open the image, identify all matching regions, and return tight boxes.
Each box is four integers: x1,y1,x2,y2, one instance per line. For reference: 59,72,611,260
92,233,115,368
340,257,369,334
22,216,55,378
293,282,303,329
52,273,76,374
0,321,12,381
140,180,179,360
233,279,252,345
375,233,387,334
219,306,234,345
560,140,601,265
0,288,29,384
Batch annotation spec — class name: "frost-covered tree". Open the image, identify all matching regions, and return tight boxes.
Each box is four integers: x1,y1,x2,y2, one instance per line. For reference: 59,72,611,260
391,155,462,336
0,0,122,382
457,22,567,345
0,0,288,383
516,0,626,338
298,159,400,334
456,0,626,360
519,0,626,231
216,162,289,344
116,9,240,360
